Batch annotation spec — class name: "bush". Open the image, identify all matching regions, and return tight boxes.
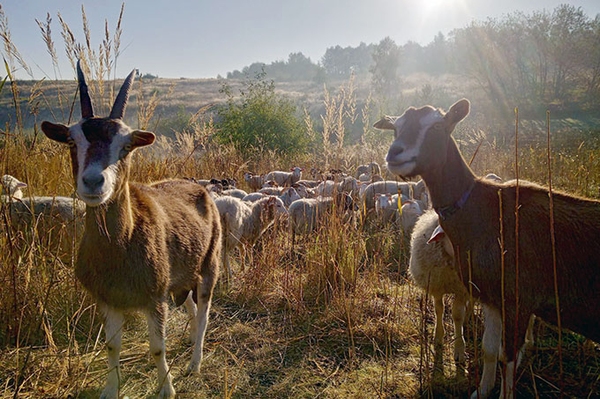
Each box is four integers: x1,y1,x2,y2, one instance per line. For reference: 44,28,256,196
215,70,309,157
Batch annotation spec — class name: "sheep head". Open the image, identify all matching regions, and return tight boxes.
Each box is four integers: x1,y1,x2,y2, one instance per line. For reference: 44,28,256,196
41,61,155,207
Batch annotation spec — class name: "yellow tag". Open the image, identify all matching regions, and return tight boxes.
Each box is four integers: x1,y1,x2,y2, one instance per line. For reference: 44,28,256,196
397,188,402,215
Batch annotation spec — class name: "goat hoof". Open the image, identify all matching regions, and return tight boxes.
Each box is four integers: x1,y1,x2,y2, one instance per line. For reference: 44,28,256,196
99,386,118,399
186,360,201,375
157,383,176,399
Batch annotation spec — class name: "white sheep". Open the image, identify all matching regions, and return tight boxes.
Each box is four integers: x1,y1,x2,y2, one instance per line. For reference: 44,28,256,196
1,174,27,202
222,188,248,199
242,192,267,203
214,195,287,278
361,180,422,213
264,166,303,186
372,193,402,226
397,200,424,236
355,161,381,178
243,172,264,191
9,195,86,259
409,209,469,366
290,183,316,199
315,176,359,198
369,193,424,234
278,186,301,206
288,193,357,249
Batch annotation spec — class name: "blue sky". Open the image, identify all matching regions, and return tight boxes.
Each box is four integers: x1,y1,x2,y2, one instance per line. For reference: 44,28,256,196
2,0,600,80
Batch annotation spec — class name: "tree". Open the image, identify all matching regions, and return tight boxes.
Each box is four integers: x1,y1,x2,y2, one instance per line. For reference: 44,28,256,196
321,43,373,79
370,37,401,99
216,69,308,157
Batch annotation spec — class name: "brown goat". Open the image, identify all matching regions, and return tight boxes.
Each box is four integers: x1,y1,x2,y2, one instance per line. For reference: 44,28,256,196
40,62,221,398
375,98,600,398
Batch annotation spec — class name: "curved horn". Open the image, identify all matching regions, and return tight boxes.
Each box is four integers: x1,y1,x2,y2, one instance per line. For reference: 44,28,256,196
109,69,136,120
77,60,94,118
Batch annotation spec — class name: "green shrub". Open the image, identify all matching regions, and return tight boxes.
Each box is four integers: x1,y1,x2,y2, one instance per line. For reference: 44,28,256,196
216,69,309,157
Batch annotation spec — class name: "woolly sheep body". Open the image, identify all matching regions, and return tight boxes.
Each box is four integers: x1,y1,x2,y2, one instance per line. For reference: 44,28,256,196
361,180,422,212
222,188,248,199
215,195,287,278
9,195,86,261
409,209,469,364
264,166,303,186
288,194,356,236
242,192,267,203
243,172,264,191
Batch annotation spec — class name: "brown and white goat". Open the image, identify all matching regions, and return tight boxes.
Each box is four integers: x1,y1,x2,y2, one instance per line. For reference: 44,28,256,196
41,62,221,398
375,98,600,398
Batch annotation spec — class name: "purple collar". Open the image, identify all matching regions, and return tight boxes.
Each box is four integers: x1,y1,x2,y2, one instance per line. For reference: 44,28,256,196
436,182,475,220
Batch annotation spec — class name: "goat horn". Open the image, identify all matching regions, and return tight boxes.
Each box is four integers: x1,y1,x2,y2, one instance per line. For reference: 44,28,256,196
77,60,94,119
109,69,136,120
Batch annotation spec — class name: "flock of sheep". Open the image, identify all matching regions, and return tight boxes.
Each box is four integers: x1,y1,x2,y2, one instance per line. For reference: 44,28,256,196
2,64,599,399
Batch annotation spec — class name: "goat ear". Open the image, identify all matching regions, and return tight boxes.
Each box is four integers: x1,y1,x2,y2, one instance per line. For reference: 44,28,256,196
445,99,470,130
41,121,71,143
131,130,156,148
373,116,396,131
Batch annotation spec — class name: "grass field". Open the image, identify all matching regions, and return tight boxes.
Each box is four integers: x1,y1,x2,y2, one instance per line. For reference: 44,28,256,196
2,93,600,398
1,20,600,397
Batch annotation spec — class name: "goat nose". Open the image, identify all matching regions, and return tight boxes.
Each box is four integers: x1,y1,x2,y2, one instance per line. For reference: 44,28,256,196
83,173,105,190
386,143,404,162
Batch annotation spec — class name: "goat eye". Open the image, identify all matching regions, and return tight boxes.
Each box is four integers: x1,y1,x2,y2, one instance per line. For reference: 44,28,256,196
433,122,444,131
67,139,76,148
119,144,133,158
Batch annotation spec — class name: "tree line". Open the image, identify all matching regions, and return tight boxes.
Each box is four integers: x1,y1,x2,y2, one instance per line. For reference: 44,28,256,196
226,4,600,116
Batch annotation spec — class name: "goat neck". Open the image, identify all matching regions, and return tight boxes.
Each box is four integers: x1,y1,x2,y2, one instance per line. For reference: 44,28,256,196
422,139,476,220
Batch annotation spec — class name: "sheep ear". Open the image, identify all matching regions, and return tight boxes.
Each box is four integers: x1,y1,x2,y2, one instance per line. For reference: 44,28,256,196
444,99,470,131
427,224,446,244
131,130,156,148
373,116,397,131
41,121,71,143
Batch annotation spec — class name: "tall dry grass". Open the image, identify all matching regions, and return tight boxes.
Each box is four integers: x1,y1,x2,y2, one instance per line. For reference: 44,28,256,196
0,4,599,398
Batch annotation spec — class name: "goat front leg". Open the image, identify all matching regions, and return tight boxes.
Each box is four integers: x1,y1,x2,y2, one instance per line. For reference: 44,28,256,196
145,303,175,398
187,269,217,375
183,291,198,344
100,306,124,399
433,294,445,348
471,304,502,399
452,292,468,366
497,311,530,399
